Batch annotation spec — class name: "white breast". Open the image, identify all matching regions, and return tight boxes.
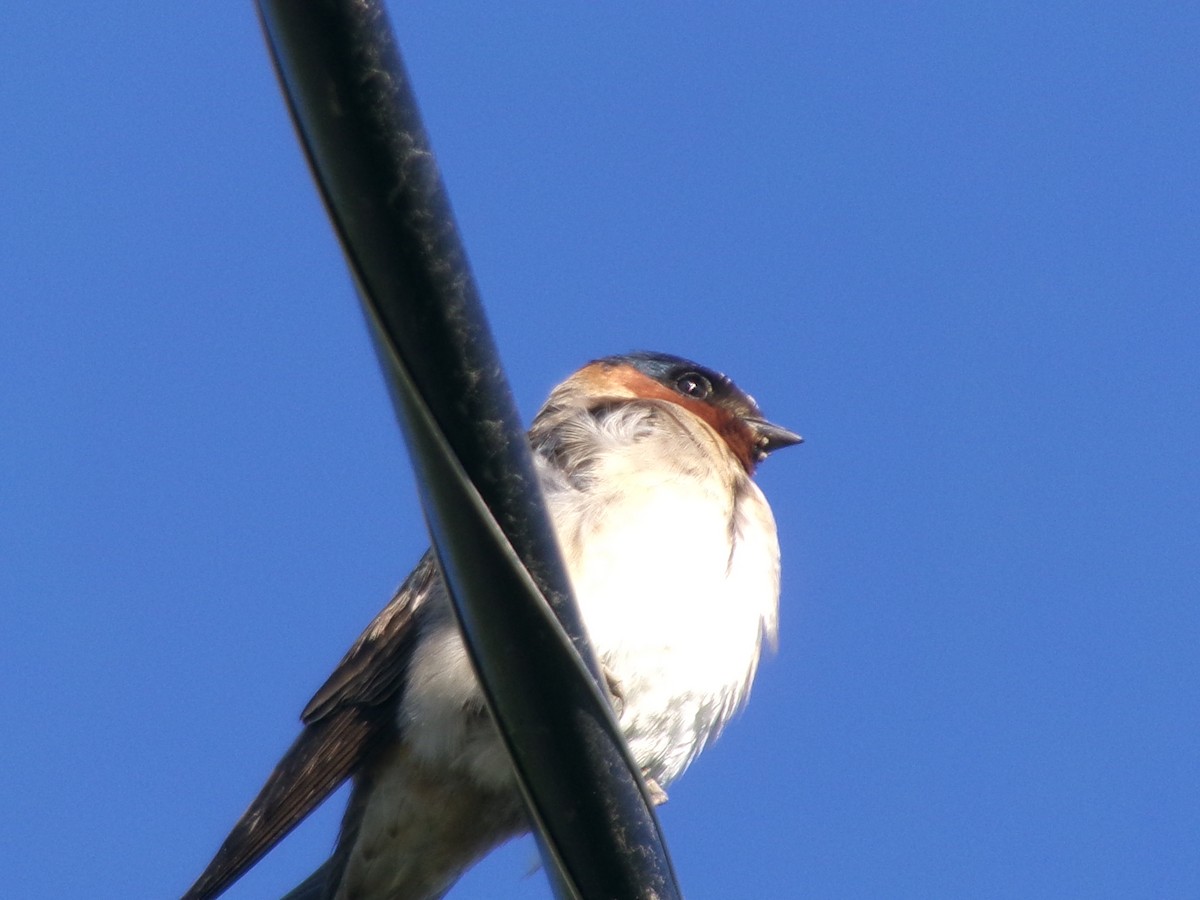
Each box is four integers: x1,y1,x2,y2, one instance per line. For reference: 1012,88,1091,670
543,402,780,786
400,400,781,791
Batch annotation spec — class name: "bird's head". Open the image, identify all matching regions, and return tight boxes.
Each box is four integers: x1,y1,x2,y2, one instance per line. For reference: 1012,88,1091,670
560,351,802,474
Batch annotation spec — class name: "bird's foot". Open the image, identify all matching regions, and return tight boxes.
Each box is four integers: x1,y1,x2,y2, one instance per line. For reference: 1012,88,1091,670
643,776,669,806
603,666,626,718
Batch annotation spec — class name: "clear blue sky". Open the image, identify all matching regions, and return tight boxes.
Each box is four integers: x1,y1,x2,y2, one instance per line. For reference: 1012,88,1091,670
4,4,1198,898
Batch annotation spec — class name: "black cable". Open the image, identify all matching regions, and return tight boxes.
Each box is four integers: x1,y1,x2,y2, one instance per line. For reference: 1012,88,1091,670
255,2,683,897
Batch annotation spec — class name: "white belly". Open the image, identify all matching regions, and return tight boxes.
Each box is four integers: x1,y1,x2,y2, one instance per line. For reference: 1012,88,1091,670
399,414,780,792
548,450,780,786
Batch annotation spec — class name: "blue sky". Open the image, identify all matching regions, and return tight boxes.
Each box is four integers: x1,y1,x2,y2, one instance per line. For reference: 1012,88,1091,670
4,4,1198,898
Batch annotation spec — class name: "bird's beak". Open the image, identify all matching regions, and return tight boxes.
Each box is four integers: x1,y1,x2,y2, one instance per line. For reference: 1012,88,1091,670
749,418,804,458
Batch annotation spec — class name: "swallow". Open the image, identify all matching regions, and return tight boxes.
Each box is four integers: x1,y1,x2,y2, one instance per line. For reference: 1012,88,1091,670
183,351,801,900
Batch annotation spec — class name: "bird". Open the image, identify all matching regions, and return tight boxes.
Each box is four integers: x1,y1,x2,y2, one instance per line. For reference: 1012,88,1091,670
183,351,801,900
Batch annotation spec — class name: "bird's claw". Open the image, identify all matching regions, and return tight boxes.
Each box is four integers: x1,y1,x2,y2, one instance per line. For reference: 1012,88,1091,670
643,776,669,806
603,666,626,718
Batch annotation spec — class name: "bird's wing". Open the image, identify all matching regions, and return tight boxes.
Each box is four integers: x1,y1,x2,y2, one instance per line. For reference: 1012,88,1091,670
300,552,438,723
182,553,439,900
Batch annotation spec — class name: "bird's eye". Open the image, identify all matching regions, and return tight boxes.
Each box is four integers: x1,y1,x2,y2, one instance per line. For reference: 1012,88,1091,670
675,372,713,400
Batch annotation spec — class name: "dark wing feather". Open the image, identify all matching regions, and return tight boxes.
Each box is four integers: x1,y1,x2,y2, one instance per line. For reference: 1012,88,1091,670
182,709,375,900
302,554,438,720
182,553,438,900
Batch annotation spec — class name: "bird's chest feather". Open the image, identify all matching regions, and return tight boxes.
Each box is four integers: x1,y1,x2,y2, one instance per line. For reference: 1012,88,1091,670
400,405,780,790
545,432,779,784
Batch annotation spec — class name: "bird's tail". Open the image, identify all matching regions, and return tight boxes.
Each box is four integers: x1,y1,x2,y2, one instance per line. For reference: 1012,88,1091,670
280,857,339,900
